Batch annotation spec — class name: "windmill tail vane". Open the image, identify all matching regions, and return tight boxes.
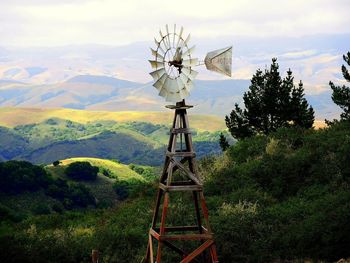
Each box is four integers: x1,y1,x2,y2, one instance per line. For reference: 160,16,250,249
204,46,232,77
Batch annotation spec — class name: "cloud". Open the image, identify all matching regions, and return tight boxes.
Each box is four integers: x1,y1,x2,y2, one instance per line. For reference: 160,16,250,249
0,0,349,46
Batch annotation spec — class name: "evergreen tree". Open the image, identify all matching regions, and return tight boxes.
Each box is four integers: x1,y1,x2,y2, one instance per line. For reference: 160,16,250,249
226,58,314,139
219,132,230,151
329,52,350,121
290,80,315,128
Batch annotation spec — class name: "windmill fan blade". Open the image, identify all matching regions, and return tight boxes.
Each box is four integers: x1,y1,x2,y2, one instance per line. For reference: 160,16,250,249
182,45,196,58
183,34,191,47
157,45,166,56
149,60,163,69
176,76,185,89
151,47,164,56
166,91,182,102
159,86,168,97
205,46,232,77
150,48,158,56
184,80,194,92
159,29,164,39
166,24,171,48
150,48,164,60
150,68,166,81
176,26,184,48
164,77,180,93
179,72,189,85
182,58,198,67
154,38,160,47
182,68,198,80
179,87,189,98
153,73,167,90
173,24,176,47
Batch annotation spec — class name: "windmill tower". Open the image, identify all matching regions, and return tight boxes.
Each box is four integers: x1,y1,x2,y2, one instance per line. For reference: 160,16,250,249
143,24,232,263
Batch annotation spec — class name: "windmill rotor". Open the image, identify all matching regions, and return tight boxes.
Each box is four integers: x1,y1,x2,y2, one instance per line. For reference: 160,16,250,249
149,24,233,103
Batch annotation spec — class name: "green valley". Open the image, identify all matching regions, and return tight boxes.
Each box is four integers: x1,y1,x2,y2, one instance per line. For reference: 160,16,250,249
0,108,228,165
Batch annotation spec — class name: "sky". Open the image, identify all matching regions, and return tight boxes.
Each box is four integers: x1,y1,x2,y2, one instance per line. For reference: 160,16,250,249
0,0,349,99
0,0,349,47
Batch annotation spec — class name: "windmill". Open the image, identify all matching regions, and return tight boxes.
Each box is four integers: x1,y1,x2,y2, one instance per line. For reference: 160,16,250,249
143,24,232,263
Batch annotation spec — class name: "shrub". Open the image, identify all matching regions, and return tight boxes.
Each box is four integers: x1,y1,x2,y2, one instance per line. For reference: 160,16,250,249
51,203,64,214
32,204,51,215
64,162,98,181
0,161,51,194
113,181,129,200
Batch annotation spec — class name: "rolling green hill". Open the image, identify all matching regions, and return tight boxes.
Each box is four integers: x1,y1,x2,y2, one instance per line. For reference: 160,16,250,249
48,157,144,181
20,130,165,165
0,110,226,165
46,157,148,206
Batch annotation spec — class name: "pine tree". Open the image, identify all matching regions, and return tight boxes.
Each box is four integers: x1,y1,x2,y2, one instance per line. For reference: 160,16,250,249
329,52,350,121
290,80,315,128
219,132,230,151
226,58,315,139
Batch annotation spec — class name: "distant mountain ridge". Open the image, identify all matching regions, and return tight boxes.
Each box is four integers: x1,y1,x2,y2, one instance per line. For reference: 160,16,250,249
0,74,341,119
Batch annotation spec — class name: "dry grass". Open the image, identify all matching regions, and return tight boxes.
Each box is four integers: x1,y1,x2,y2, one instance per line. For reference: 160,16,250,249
0,107,226,131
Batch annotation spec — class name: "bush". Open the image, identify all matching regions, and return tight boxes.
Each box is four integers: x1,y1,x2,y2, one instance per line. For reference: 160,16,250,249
203,121,350,262
32,204,51,215
0,161,51,194
52,160,60,166
113,181,129,200
52,203,64,213
64,162,98,181
46,178,95,209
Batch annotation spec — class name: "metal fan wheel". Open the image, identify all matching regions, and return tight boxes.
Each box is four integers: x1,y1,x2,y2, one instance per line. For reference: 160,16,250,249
149,25,199,102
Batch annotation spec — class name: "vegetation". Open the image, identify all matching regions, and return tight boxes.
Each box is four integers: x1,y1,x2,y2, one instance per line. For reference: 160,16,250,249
46,157,150,207
64,161,99,181
0,121,349,262
1,54,350,262
0,160,50,194
0,118,224,165
204,121,350,262
0,161,96,222
225,58,314,139
0,107,226,131
329,51,350,121
219,132,230,151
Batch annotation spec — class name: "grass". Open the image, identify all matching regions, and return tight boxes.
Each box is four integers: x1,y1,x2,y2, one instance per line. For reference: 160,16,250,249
0,107,226,131
47,157,145,182
0,107,327,131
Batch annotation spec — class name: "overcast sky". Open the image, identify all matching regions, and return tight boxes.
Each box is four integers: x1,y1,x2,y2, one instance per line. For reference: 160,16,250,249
0,0,349,47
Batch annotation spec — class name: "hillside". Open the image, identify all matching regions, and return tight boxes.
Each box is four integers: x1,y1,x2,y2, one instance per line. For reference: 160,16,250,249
46,157,148,206
0,73,341,119
47,157,144,182
0,107,226,131
0,157,153,221
1,121,349,262
0,113,225,165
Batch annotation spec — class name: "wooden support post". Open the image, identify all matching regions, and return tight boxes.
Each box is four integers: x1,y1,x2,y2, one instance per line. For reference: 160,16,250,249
92,249,99,263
